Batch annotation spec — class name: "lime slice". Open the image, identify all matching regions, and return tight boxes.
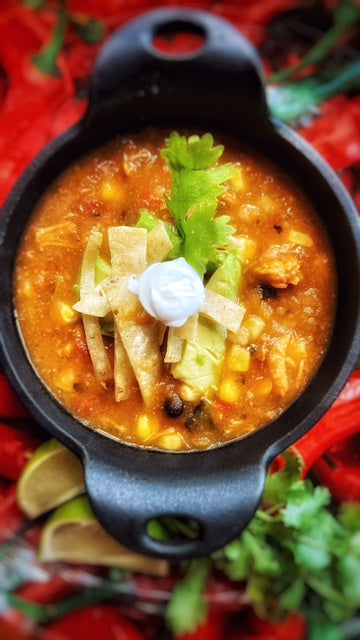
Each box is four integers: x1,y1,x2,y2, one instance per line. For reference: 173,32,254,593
17,439,85,519
39,496,169,576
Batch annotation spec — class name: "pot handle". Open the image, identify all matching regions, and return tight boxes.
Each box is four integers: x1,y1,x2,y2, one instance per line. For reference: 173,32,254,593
82,440,268,560
87,8,268,123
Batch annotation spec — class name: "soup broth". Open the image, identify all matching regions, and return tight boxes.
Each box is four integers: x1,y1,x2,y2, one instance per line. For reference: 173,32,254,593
15,129,336,451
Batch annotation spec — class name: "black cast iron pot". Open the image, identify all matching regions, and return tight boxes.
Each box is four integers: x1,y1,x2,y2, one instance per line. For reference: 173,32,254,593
1,8,360,560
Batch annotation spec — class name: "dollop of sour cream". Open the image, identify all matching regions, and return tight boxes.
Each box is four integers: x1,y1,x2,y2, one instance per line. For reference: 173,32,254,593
131,257,205,327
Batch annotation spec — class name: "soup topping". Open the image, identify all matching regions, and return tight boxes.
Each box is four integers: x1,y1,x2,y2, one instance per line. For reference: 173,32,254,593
15,130,336,451
134,258,205,328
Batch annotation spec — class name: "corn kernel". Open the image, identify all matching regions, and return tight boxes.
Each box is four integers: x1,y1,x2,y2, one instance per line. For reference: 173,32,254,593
101,181,123,201
137,414,157,440
257,194,277,212
287,230,314,247
228,345,251,373
287,338,307,361
242,315,265,340
179,384,201,402
54,370,77,392
228,326,250,346
56,342,74,357
21,280,33,298
156,430,185,451
218,377,240,404
252,378,273,397
230,167,246,192
232,235,257,264
56,301,79,324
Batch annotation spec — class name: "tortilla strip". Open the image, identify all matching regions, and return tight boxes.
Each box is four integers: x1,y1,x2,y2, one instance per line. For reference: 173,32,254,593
73,282,110,317
147,221,173,264
82,314,113,389
108,226,147,277
102,277,143,322
174,314,198,341
113,324,135,401
117,322,162,405
200,289,245,334
78,228,103,293
165,328,184,363
72,229,110,317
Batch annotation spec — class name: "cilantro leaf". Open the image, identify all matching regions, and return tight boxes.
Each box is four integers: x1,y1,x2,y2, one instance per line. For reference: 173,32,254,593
263,450,303,505
161,132,237,275
165,559,210,636
162,132,224,170
137,209,182,257
338,502,360,533
282,483,331,529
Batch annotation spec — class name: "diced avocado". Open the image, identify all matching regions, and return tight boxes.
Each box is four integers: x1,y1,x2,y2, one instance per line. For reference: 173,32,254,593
136,210,159,231
171,319,226,395
206,251,241,302
137,210,181,258
95,256,111,285
171,252,242,394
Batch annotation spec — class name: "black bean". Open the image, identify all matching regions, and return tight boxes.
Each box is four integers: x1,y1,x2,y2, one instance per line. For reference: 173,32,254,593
164,393,184,418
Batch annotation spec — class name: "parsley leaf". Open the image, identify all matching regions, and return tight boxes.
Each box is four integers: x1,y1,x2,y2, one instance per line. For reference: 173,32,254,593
161,132,236,276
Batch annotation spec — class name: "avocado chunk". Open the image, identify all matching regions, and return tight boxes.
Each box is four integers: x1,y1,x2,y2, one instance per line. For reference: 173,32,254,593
207,251,242,301
171,252,242,394
171,318,226,395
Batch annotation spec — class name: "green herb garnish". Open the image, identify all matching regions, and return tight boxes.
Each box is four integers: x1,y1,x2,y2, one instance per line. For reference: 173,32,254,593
158,132,236,276
165,452,360,636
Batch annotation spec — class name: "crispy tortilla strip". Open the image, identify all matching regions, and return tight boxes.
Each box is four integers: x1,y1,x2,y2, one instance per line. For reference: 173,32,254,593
200,289,245,334
157,322,167,347
73,282,110,317
174,314,198,341
165,328,184,363
114,324,135,401
102,277,143,322
73,229,110,317
108,226,147,277
82,314,112,389
117,322,162,405
147,222,173,264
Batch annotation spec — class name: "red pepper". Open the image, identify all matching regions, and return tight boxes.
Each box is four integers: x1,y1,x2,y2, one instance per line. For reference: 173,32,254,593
0,422,40,481
0,619,36,640
312,433,360,503
332,369,360,407
176,612,227,640
290,370,360,474
42,605,145,640
0,484,24,544
300,95,360,172
15,575,81,606
0,375,30,419
245,611,307,640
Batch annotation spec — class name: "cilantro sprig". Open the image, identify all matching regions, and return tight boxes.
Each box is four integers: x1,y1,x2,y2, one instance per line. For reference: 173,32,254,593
165,452,360,637
152,132,236,276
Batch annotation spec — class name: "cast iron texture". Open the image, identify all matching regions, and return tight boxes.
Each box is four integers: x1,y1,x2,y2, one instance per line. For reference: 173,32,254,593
0,9,360,560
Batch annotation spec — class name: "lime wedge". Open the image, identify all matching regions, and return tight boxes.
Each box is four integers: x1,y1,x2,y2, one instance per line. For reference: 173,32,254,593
17,439,85,519
39,495,169,577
